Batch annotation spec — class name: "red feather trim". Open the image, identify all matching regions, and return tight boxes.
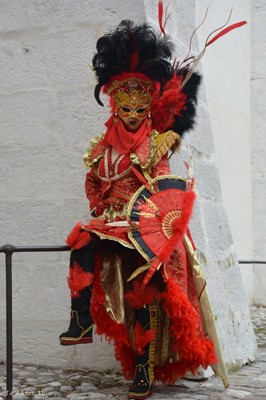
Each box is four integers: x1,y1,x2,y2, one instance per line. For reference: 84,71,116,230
159,191,196,263
133,322,156,355
151,75,187,133
207,21,247,47
158,0,166,35
67,262,94,298
154,278,217,383
125,281,158,309
66,222,91,250
90,254,136,380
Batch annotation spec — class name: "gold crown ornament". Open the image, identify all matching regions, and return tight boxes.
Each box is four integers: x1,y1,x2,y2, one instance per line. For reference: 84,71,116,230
106,77,154,110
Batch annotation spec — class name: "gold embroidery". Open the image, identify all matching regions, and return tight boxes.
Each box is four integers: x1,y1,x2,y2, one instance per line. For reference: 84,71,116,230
162,209,182,239
83,132,105,168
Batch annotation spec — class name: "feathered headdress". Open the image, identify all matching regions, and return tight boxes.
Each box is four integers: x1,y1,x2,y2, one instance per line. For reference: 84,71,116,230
92,19,201,137
92,7,246,137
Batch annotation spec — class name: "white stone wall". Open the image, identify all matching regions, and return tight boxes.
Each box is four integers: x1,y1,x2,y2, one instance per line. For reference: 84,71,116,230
0,0,256,373
0,0,145,372
194,0,253,303
251,1,266,305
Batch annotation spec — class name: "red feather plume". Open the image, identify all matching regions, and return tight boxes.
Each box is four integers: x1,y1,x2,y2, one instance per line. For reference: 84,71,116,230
207,21,247,47
67,262,94,298
125,281,158,309
158,0,166,35
133,322,156,355
66,222,91,250
151,74,187,133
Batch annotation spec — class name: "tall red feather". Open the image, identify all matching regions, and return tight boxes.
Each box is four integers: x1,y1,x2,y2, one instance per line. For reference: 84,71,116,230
206,21,247,47
158,0,166,35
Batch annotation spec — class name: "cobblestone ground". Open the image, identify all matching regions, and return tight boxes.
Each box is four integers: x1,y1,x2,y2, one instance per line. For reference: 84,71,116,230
1,307,266,400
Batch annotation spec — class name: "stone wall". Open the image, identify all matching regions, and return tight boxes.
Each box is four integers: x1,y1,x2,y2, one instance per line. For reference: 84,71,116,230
0,0,256,372
251,1,266,305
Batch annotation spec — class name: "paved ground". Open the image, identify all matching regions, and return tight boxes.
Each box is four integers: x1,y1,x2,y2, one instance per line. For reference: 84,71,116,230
1,306,266,400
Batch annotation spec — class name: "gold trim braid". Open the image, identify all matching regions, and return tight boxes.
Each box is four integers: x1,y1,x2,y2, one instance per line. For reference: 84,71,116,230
150,130,181,169
83,132,105,169
148,303,158,384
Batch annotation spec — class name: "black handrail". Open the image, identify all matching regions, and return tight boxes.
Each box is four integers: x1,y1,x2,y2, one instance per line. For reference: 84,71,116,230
0,245,70,400
0,244,265,400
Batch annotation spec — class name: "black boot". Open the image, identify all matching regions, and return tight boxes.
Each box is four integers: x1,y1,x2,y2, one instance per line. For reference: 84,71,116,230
59,242,96,346
59,286,93,345
128,304,158,400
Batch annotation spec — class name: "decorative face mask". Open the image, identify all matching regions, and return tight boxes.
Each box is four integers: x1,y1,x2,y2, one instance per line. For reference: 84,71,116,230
106,76,153,132
117,104,150,132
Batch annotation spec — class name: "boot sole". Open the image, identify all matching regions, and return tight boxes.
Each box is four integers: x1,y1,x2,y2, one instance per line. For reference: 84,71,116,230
128,390,152,400
60,337,93,346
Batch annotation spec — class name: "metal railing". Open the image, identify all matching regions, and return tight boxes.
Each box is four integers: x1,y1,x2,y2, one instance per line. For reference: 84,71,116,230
0,244,70,400
0,243,265,400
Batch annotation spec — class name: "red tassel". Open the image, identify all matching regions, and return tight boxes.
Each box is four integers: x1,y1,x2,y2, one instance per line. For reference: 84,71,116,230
141,258,161,288
158,0,166,35
66,222,91,249
206,21,247,47
134,322,156,355
67,262,94,298
125,281,158,309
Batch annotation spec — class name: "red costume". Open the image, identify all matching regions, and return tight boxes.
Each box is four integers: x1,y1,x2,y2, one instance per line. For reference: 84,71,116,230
58,18,241,399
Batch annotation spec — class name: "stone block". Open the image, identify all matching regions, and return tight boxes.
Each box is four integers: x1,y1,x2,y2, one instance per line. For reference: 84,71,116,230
251,80,266,117
254,267,266,305
30,0,145,28
189,105,216,156
57,88,109,151
0,147,84,200
11,320,119,371
0,90,55,146
194,158,223,202
38,28,98,85
189,198,209,253
201,199,233,260
0,200,62,245
0,40,48,89
61,198,90,234
0,251,70,325
0,0,28,32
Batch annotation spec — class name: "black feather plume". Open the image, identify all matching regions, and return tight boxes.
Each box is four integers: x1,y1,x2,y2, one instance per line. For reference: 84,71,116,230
172,69,201,136
92,20,174,105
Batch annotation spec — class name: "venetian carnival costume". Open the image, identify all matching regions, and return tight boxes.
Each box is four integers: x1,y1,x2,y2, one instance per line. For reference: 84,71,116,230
58,16,246,400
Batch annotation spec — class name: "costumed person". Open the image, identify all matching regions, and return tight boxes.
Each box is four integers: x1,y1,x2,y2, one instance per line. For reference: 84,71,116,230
59,14,246,400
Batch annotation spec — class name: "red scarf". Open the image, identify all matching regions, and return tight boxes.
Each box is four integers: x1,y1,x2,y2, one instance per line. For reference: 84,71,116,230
102,115,151,154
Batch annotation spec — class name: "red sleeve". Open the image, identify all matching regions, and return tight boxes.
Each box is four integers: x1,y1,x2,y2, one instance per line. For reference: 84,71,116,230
85,169,103,212
150,155,170,178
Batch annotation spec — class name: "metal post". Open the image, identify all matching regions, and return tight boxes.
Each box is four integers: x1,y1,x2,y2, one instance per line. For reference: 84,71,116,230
3,245,14,400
